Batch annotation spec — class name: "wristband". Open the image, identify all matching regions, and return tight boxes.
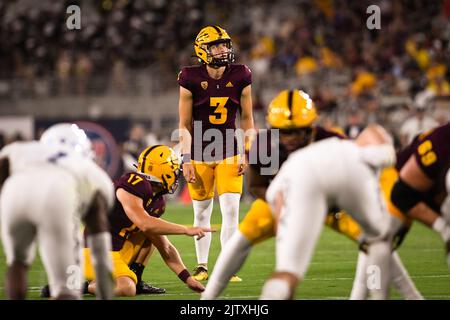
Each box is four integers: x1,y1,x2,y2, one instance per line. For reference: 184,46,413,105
178,269,191,283
182,153,191,164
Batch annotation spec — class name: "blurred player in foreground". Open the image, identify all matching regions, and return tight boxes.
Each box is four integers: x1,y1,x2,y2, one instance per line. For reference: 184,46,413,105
261,124,395,300
203,90,420,300
392,122,450,267
0,123,114,300
83,145,212,296
351,122,449,299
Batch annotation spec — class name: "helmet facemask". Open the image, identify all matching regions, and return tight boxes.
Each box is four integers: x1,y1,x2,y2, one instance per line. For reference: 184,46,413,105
278,127,314,151
205,39,235,67
161,166,181,194
194,26,235,67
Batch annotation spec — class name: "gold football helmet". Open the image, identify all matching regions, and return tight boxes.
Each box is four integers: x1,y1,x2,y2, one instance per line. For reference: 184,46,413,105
266,89,317,129
137,145,181,194
194,26,235,66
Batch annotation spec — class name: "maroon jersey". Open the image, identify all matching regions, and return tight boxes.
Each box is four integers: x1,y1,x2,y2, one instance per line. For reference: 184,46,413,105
178,64,252,161
108,172,166,251
396,122,450,212
249,126,346,181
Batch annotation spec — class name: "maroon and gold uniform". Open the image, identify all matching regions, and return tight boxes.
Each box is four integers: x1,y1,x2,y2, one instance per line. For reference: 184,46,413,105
178,64,252,161
178,64,252,200
84,172,166,283
396,122,450,214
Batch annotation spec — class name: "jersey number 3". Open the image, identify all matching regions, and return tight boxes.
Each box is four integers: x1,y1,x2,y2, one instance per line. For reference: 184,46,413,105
418,140,437,166
209,97,229,125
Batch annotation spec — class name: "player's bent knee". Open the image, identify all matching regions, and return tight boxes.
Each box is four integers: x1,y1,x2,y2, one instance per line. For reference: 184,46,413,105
115,276,136,297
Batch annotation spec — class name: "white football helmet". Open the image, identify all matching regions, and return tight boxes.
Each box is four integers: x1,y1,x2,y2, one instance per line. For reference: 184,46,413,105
40,123,93,158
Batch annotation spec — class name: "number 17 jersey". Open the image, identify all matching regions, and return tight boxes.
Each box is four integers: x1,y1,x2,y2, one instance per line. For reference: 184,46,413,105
178,64,252,161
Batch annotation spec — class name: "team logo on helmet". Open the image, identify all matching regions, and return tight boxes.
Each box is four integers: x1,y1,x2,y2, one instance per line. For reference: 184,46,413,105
137,145,181,194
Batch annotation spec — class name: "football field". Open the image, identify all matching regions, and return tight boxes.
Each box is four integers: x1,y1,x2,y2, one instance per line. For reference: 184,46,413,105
0,203,449,300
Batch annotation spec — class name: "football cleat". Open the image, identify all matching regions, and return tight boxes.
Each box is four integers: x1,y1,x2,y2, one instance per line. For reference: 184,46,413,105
40,284,51,298
136,281,166,294
192,266,209,281
230,275,242,282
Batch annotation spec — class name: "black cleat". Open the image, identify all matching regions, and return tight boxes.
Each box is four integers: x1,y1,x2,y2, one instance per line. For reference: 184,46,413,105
82,281,90,294
40,284,51,298
136,281,166,294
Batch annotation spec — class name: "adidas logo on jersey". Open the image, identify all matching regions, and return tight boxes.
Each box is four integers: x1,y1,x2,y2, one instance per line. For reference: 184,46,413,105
226,81,233,87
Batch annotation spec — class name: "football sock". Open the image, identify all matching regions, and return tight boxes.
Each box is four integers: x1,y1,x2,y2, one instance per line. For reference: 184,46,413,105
390,251,423,300
193,199,214,264
87,232,114,300
366,241,391,299
218,193,240,248
260,278,291,300
202,232,251,300
130,262,145,283
351,250,423,300
350,250,368,300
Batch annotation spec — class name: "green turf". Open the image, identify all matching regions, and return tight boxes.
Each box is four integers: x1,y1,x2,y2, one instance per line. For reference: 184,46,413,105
0,202,449,300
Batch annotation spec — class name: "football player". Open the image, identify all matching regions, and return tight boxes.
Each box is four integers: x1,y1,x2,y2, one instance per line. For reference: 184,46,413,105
178,26,254,281
351,122,449,299
202,90,421,300
203,89,347,299
0,123,114,300
391,122,450,266
83,145,211,296
260,124,395,299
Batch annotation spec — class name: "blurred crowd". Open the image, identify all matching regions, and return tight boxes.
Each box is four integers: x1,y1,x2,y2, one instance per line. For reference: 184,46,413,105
0,0,449,146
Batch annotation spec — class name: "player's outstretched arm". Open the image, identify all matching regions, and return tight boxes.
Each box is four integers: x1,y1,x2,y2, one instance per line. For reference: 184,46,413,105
117,188,214,238
149,234,205,293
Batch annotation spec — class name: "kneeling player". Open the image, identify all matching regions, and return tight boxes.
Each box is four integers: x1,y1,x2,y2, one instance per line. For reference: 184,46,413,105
85,145,213,296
